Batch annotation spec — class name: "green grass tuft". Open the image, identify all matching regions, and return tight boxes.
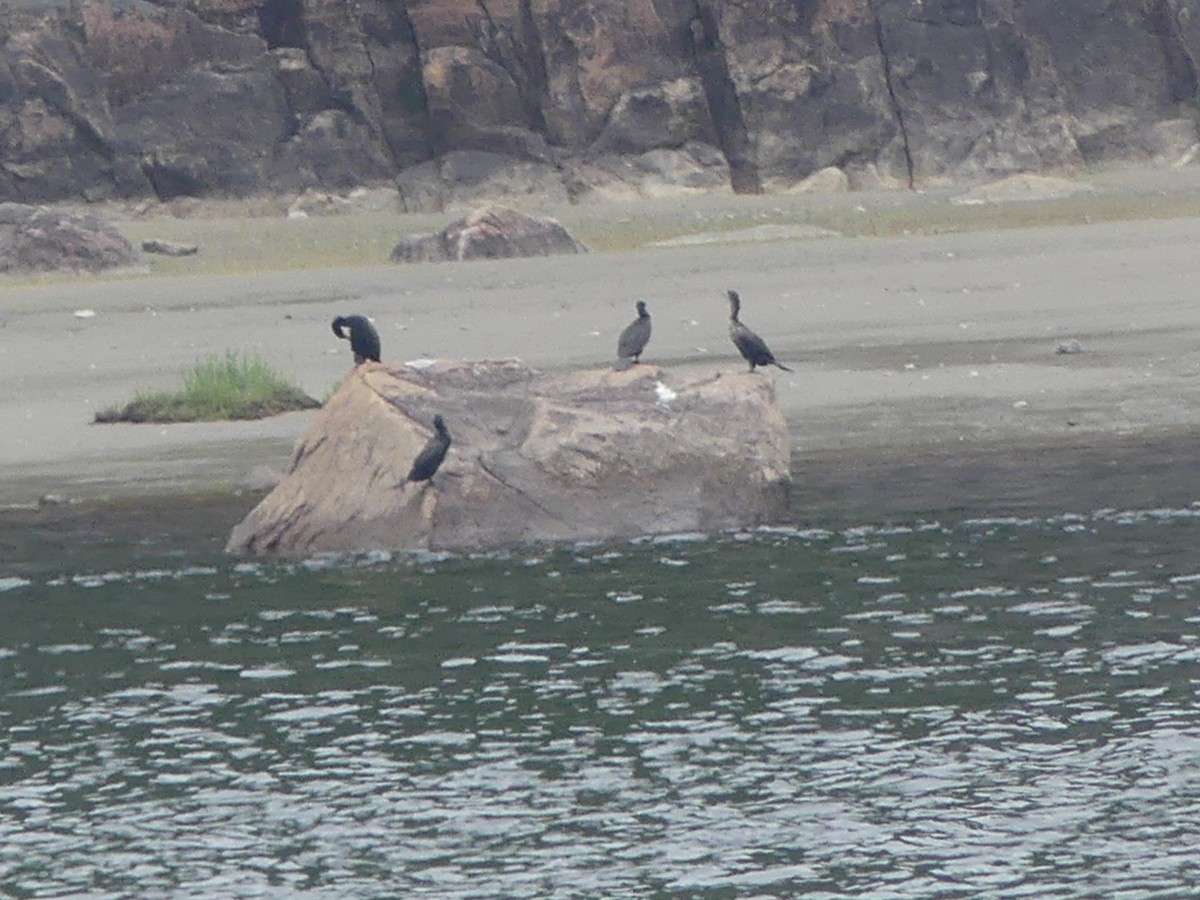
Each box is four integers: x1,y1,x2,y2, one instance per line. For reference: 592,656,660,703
95,351,320,423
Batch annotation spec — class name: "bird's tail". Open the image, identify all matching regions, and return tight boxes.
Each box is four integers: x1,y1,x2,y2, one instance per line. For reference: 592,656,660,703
774,362,793,373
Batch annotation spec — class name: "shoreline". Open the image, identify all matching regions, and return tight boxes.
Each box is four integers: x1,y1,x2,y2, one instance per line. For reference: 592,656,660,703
6,427,1198,565
5,169,1200,527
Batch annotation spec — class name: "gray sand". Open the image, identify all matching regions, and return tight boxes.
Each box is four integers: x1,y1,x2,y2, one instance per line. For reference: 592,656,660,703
4,180,1200,518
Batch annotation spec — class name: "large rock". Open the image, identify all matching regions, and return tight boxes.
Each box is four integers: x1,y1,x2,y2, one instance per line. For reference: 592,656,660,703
391,205,586,263
0,10,147,202
395,150,569,213
226,360,791,555
591,77,718,155
296,0,432,170
0,203,136,273
420,45,542,155
566,142,732,202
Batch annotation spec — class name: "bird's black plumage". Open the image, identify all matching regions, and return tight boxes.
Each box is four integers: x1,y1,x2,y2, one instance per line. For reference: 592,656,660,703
405,414,451,485
727,290,792,373
332,315,381,364
615,300,652,369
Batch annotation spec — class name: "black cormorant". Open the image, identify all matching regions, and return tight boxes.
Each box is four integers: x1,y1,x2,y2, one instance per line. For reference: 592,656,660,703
405,414,451,485
727,290,792,373
614,300,652,370
332,315,381,364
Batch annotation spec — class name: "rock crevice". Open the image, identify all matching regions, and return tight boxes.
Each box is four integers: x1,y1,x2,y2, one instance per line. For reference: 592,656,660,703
684,0,760,194
869,0,915,190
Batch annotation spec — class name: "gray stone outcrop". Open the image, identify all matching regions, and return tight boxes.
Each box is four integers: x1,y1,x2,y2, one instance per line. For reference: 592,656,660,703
390,206,586,263
0,202,136,273
226,359,791,555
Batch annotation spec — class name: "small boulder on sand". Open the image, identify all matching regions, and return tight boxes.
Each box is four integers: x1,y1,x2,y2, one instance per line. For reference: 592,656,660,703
390,206,587,263
141,239,198,257
0,203,137,274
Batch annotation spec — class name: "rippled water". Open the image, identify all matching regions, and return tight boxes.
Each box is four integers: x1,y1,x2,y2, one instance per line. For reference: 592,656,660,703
3,506,1200,897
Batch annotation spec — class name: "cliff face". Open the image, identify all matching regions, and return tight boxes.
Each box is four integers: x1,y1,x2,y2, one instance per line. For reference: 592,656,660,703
2,0,1198,205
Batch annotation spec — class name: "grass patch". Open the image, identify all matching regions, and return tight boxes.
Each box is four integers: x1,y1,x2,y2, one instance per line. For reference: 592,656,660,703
95,351,319,423
64,163,1200,279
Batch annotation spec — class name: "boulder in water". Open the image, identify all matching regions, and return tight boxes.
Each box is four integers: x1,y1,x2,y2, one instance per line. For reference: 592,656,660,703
226,359,790,555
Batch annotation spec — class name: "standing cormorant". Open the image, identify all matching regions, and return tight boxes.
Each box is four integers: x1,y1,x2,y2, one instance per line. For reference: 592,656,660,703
727,290,792,372
332,315,381,364
614,300,652,370
404,414,451,486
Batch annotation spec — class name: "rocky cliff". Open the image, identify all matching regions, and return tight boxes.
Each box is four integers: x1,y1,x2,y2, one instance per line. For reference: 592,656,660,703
3,0,1199,206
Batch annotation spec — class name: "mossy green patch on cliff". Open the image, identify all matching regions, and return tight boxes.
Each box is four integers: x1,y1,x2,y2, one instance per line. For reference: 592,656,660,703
95,351,319,423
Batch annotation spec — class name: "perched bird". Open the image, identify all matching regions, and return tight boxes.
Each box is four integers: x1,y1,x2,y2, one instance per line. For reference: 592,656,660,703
727,290,792,372
332,315,381,364
404,414,452,486
614,300,652,371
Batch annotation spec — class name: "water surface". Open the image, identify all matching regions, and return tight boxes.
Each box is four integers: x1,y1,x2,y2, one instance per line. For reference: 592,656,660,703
2,504,1200,897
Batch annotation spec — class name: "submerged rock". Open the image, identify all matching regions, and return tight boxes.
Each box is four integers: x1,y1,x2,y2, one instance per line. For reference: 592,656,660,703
390,206,586,263
226,359,790,555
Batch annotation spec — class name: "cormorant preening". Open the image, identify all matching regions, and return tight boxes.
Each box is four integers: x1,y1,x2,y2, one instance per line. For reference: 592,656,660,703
332,315,381,364
614,300,652,371
405,414,451,485
727,290,792,373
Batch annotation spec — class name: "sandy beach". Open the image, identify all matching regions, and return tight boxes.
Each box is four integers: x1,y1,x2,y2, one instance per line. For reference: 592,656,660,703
5,168,1200,521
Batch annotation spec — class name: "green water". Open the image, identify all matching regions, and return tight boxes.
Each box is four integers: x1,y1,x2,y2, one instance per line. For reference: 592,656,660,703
3,498,1200,897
